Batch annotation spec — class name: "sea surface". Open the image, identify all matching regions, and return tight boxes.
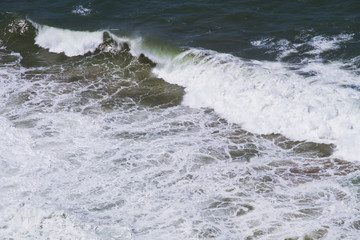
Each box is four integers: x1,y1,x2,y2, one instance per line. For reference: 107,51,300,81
1,1,360,239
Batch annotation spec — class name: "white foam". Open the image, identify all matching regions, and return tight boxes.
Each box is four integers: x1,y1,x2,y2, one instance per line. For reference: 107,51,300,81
72,5,93,16
0,204,133,239
251,33,354,59
34,24,104,57
29,20,172,62
308,34,353,54
1,46,360,239
154,48,360,161
0,205,95,239
31,22,145,58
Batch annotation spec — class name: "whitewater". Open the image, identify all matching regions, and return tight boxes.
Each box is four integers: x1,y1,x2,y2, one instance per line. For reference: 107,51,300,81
33,23,360,161
1,17,360,240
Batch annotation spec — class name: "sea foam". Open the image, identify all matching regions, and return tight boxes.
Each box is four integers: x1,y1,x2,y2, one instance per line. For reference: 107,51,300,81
154,48,360,161
32,23,139,57
29,22,360,161
72,5,93,16
34,24,104,57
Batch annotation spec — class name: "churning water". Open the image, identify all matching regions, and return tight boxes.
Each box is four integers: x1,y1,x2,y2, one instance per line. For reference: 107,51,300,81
1,1,360,239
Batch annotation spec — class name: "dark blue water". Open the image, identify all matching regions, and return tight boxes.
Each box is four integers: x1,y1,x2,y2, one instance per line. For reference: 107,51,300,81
2,0,360,59
1,1,360,239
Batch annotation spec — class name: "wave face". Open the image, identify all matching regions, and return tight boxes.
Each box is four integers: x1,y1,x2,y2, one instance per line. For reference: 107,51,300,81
1,6,360,240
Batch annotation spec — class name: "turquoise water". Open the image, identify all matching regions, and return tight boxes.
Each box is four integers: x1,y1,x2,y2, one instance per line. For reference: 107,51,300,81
1,1,360,239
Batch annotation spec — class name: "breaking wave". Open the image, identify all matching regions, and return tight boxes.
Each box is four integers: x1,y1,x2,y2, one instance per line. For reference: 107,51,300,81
2,15,360,161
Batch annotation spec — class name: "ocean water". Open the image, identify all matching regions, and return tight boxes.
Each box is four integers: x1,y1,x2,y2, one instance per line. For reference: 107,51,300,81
1,1,360,239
